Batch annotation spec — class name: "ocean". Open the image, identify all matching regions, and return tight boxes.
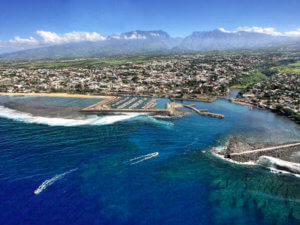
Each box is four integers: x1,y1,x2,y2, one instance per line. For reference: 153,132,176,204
0,91,299,225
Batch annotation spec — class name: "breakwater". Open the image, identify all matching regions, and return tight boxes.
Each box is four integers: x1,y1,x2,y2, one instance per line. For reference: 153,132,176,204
222,137,300,163
183,105,225,118
228,143,300,162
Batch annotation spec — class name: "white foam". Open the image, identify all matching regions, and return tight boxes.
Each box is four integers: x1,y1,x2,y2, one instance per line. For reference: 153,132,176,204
257,156,300,175
0,106,143,127
130,152,159,165
212,145,227,153
34,168,77,195
143,116,174,128
211,150,257,166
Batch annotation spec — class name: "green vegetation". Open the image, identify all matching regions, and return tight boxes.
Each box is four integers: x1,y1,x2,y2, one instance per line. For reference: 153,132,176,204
278,60,300,75
32,56,155,69
229,70,267,88
1,55,173,69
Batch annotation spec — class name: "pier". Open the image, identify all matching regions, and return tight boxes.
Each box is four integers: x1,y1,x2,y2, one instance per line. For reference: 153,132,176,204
111,97,130,107
117,97,138,109
183,105,225,118
81,97,121,111
142,99,157,109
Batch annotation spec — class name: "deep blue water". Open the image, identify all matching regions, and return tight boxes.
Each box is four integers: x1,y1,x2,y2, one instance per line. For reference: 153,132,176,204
0,93,299,225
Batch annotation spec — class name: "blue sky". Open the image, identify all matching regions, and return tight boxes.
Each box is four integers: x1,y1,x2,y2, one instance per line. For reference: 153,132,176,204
0,0,300,52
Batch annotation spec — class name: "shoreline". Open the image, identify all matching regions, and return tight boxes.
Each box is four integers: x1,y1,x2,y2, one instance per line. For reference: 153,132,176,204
171,96,217,103
229,98,254,107
0,92,112,99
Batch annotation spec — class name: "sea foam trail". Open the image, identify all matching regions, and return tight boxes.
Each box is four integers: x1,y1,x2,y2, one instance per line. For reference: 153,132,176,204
34,168,78,195
129,152,159,165
0,106,143,127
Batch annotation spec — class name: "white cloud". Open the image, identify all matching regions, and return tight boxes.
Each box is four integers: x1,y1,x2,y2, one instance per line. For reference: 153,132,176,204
284,28,300,37
219,26,300,37
36,31,62,44
0,31,107,49
218,28,236,33
8,36,39,45
36,31,107,44
121,31,146,40
236,26,283,36
150,32,160,37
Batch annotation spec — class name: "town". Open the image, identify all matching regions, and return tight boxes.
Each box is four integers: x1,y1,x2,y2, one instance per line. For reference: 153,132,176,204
0,51,299,121
232,72,300,122
0,52,284,97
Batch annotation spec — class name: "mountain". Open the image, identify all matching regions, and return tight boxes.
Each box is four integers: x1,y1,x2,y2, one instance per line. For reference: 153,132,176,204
0,30,181,60
0,29,299,60
178,29,294,50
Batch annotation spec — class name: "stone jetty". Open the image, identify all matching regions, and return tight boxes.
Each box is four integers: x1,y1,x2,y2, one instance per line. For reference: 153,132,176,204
183,105,225,118
222,137,300,162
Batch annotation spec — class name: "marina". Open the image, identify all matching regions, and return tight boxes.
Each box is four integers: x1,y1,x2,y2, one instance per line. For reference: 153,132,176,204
80,96,225,118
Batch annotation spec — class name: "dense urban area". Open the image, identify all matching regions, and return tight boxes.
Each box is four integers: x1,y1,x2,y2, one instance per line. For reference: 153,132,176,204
0,51,299,122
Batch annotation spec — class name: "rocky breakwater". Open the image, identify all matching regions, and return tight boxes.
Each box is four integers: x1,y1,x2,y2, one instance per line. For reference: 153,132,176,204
219,136,300,175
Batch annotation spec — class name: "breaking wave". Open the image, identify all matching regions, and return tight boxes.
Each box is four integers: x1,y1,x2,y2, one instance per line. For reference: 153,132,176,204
0,106,146,127
142,116,174,128
257,156,300,176
34,168,78,195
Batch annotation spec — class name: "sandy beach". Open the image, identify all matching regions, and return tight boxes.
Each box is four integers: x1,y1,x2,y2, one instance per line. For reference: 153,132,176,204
0,92,112,99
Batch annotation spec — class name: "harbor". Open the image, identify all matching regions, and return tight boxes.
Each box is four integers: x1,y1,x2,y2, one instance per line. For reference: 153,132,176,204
80,96,225,118
80,96,172,116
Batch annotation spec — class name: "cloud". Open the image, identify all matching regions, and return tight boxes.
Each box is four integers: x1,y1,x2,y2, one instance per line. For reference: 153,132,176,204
111,31,146,40
236,26,282,36
0,31,107,49
8,36,39,45
284,28,300,37
36,31,107,44
218,28,236,33
219,26,300,37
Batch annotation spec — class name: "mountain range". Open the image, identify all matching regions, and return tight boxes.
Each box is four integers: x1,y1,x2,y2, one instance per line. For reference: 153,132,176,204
1,29,299,60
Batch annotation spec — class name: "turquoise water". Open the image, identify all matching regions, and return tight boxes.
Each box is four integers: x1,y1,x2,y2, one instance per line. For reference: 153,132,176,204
0,94,299,225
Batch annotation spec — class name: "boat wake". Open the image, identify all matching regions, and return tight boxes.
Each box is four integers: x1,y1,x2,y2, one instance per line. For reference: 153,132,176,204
34,168,78,195
129,152,159,165
0,106,154,127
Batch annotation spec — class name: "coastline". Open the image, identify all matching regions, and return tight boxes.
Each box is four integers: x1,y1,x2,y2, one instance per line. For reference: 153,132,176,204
0,92,112,99
171,96,217,102
229,98,254,107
